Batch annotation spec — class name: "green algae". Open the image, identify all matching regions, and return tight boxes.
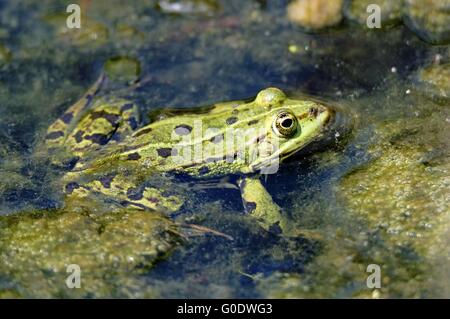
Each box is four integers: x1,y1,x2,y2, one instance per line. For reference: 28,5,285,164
104,56,141,83
0,45,11,66
415,61,450,102
0,209,183,298
404,0,450,44
337,115,450,297
44,13,110,49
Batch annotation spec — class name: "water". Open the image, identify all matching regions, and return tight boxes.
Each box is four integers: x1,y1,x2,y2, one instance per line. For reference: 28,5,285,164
0,0,449,298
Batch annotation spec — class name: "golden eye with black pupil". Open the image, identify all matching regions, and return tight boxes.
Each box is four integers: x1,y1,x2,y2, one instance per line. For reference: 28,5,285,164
273,111,298,137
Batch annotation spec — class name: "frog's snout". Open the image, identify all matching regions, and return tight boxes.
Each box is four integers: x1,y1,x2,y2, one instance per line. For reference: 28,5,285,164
314,105,333,126
308,106,321,118
297,104,333,127
308,105,327,117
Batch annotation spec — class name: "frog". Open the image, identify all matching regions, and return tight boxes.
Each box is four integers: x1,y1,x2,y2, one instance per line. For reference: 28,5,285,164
44,74,333,236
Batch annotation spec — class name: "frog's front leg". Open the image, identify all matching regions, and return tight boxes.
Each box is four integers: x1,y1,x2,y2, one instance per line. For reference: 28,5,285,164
238,175,288,235
239,176,324,240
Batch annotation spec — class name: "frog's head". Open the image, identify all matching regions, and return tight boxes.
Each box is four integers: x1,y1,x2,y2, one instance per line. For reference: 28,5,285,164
249,88,333,173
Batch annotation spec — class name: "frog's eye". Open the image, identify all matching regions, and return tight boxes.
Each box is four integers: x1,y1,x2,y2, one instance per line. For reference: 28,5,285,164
273,111,298,137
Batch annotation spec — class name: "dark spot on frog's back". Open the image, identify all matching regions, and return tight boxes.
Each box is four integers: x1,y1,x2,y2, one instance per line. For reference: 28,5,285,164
128,117,138,130
46,131,64,140
199,166,209,175
98,175,115,188
174,124,192,136
60,156,80,170
60,112,73,124
65,182,80,194
210,134,224,144
127,187,143,200
268,222,282,235
127,152,141,160
147,197,160,204
248,119,259,125
157,147,174,158
74,130,84,143
226,117,238,125
111,132,122,142
85,133,109,145
120,103,134,112
244,201,257,213
90,111,120,125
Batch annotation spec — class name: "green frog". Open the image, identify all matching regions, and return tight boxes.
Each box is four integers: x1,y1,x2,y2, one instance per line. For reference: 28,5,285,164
44,74,333,235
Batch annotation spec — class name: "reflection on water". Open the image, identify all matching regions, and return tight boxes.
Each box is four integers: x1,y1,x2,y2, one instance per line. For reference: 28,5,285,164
0,0,449,298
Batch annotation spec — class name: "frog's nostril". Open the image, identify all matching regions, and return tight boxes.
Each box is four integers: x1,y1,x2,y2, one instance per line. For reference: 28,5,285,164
309,107,319,117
